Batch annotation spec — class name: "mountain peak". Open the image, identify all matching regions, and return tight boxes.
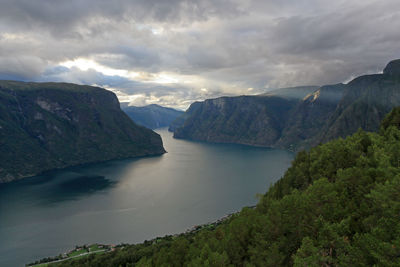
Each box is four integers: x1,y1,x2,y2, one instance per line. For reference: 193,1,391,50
383,59,400,75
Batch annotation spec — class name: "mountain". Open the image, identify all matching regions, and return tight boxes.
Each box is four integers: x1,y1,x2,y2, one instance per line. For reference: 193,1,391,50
49,107,400,267
169,86,318,134
316,67,400,143
173,95,298,147
276,83,347,150
122,104,184,129
172,59,400,150
171,86,322,147
260,85,319,100
0,81,165,183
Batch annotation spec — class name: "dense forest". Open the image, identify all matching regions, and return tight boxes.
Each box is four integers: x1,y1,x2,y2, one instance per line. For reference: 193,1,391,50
53,107,400,266
0,81,165,183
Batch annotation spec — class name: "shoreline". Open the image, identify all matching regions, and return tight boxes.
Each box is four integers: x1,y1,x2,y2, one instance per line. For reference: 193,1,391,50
28,205,257,266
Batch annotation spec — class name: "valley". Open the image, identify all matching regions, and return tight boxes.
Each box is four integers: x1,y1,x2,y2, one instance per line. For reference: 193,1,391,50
0,129,293,266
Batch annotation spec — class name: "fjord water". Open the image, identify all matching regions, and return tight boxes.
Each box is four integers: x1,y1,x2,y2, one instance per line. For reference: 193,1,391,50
0,129,293,266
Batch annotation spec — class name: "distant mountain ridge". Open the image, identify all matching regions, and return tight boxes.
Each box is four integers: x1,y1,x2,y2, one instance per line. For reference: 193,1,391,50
172,59,400,150
172,94,301,147
260,85,319,100
122,104,184,129
0,81,165,183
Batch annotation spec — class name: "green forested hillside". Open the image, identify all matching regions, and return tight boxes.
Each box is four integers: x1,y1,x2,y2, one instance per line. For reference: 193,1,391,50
52,108,400,266
173,59,400,151
173,95,299,147
171,86,320,147
0,81,165,183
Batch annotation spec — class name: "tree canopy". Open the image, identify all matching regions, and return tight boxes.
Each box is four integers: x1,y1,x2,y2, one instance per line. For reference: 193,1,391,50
54,108,400,267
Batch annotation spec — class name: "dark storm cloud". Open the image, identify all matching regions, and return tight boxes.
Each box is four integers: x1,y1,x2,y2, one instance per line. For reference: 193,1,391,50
0,0,243,33
0,0,400,108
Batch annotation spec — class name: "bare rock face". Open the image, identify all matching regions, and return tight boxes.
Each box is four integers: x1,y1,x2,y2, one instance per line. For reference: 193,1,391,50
0,81,165,183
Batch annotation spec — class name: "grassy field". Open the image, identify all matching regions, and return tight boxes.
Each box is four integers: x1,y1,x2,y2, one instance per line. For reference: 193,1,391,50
29,244,110,266
67,248,88,257
89,244,104,252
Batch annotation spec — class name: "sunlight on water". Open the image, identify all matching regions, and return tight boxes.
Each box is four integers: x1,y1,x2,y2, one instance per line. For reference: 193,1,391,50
0,129,293,266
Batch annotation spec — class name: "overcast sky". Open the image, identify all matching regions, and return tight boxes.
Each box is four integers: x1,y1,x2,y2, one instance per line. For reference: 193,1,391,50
0,0,399,109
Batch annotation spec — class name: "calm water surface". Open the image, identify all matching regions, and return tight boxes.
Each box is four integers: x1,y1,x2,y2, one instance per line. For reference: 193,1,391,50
0,129,293,266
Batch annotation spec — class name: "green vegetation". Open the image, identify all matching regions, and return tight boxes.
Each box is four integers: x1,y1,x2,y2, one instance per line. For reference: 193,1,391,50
89,244,104,252
46,108,400,266
28,244,111,266
173,95,299,147
173,59,400,151
68,248,88,257
0,80,165,183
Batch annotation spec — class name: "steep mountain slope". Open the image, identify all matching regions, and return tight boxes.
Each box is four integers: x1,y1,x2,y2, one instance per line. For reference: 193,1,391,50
0,81,165,183
122,104,184,129
172,86,318,147
276,83,346,150
169,86,317,133
173,59,400,150
173,95,297,147
317,68,400,143
51,108,400,267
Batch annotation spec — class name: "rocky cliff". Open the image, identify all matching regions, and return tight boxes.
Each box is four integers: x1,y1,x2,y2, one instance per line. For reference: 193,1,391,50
173,86,317,147
172,60,400,151
0,81,165,183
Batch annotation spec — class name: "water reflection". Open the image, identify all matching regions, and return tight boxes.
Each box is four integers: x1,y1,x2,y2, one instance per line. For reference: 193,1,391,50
42,174,116,203
0,129,294,267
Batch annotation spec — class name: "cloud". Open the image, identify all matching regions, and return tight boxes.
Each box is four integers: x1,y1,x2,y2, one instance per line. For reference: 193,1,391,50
37,65,224,110
0,55,47,80
0,0,400,108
